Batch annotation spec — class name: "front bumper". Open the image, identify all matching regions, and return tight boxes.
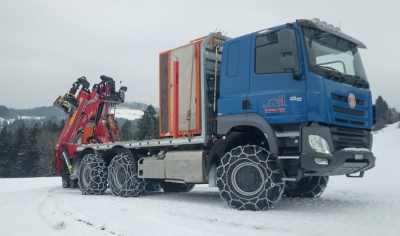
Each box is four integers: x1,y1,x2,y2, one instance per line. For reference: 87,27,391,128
301,150,375,176
300,124,376,176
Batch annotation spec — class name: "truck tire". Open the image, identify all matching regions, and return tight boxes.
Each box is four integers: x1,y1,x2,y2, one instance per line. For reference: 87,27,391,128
216,145,284,211
108,153,145,197
160,182,195,193
78,154,108,195
284,176,329,198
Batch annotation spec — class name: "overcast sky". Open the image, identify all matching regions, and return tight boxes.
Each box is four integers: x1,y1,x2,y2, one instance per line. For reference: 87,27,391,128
1,0,399,110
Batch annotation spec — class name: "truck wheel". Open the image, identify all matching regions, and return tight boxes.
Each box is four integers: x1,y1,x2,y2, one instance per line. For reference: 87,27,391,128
284,176,329,198
108,153,145,197
145,181,162,192
216,145,284,211
78,154,108,195
160,182,195,193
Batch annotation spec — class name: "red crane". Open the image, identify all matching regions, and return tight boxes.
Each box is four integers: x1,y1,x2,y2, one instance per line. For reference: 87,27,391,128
53,75,127,178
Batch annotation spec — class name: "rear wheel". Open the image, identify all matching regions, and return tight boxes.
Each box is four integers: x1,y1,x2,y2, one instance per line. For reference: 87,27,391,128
284,176,329,198
160,182,195,193
108,153,145,197
78,154,108,195
216,145,284,211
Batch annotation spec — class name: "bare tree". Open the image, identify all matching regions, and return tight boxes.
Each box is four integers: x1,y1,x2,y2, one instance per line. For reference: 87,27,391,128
36,130,59,176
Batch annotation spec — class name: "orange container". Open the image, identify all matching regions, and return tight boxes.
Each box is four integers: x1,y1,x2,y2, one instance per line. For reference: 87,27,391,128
159,37,205,138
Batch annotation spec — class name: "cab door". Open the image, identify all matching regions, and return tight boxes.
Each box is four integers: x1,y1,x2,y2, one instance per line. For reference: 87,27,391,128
247,27,307,124
218,34,252,116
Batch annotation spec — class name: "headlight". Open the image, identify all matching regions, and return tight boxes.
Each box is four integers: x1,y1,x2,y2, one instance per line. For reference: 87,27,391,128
309,135,330,154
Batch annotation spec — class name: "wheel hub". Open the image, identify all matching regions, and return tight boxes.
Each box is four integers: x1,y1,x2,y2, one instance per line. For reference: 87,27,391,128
231,162,265,196
115,165,127,188
81,164,91,189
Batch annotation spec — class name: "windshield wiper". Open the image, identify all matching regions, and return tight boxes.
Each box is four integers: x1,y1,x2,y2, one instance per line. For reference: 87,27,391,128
315,65,346,82
346,75,370,89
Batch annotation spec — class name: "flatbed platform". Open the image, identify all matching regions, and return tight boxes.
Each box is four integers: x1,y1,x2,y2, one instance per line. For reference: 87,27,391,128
77,136,206,151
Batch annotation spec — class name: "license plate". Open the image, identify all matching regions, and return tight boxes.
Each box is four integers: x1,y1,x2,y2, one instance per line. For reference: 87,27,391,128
355,154,364,160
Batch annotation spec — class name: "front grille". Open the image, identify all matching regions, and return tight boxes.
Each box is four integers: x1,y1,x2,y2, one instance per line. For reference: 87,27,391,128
331,93,367,126
335,118,365,126
330,126,369,151
331,93,364,105
333,106,365,116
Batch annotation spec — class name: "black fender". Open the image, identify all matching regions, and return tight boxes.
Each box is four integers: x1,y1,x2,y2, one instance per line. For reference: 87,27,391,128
71,148,94,178
205,130,269,178
216,113,278,154
205,131,244,176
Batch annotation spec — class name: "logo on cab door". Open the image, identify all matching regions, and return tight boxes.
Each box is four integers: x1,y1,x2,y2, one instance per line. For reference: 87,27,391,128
348,93,356,108
263,94,286,113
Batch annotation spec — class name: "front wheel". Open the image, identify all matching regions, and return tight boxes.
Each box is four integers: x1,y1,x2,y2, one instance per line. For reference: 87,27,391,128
108,153,145,197
78,154,108,195
284,176,329,198
216,145,284,211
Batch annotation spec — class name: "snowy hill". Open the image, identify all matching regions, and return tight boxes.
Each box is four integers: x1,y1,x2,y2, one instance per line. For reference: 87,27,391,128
0,124,399,235
0,116,46,128
113,107,143,120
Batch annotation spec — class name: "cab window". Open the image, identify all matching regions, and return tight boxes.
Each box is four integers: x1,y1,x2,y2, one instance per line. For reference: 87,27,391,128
255,30,299,74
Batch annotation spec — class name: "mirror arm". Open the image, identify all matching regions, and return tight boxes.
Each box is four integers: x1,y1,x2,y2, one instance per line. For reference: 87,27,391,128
282,52,301,81
291,70,301,81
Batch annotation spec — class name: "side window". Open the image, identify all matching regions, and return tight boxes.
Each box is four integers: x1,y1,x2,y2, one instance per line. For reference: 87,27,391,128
255,30,299,74
227,41,240,77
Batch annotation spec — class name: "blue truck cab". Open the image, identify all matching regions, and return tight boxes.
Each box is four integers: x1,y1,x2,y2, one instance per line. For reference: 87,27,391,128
216,19,376,180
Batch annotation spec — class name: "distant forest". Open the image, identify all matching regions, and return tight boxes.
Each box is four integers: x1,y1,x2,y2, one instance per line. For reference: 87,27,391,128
373,96,400,130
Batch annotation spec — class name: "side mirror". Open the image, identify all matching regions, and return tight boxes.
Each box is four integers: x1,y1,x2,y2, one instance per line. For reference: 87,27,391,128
278,29,293,54
119,86,127,92
280,56,295,70
278,29,301,81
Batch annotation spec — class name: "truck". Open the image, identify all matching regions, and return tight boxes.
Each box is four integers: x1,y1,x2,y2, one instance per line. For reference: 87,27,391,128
53,18,376,211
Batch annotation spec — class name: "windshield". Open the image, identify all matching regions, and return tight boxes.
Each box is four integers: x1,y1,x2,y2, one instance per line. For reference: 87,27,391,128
302,26,368,81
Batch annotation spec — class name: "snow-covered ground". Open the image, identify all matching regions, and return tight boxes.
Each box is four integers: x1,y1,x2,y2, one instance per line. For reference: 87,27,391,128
0,123,399,236
113,107,143,120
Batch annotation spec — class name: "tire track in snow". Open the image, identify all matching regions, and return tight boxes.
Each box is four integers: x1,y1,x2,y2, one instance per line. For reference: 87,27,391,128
35,183,400,236
39,187,124,235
